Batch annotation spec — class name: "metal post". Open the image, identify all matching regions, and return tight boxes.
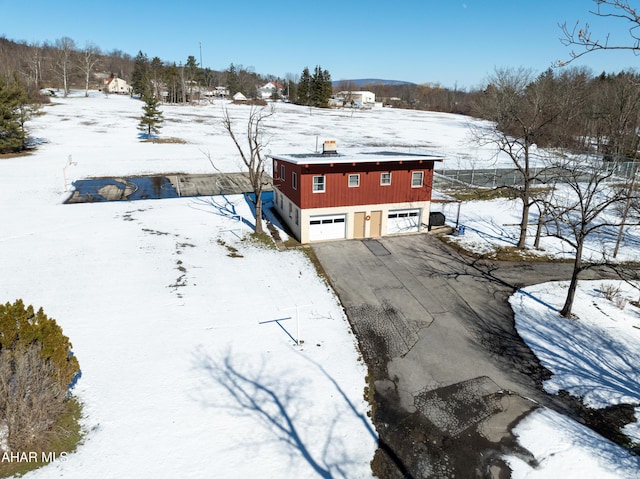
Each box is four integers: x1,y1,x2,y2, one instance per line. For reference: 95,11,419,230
62,155,77,192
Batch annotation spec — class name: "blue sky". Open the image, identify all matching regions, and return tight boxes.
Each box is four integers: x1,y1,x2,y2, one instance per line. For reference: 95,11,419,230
1,0,637,88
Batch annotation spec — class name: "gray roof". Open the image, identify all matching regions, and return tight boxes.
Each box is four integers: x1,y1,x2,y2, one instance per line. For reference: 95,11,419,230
268,150,444,165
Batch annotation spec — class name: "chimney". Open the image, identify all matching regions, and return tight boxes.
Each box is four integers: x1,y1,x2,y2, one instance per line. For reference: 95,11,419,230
322,140,337,155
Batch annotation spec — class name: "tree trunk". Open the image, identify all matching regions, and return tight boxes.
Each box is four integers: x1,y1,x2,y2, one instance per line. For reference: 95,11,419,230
560,239,584,317
518,196,530,248
534,208,544,250
254,195,263,234
517,159,531,249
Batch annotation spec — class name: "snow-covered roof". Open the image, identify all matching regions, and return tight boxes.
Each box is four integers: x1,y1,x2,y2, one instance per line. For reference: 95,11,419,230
269,150,444,166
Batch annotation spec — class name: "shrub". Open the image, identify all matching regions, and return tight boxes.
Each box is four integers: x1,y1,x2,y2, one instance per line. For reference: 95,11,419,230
0,300,80,452
600,283,622,302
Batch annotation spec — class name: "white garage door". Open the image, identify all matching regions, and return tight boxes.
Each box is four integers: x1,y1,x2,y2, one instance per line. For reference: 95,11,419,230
387,209,421,234
309,214,346,241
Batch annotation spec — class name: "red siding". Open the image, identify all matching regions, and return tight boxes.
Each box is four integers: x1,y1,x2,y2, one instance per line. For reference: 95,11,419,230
303,161,434,208
272,158,303,205
273,158,436,209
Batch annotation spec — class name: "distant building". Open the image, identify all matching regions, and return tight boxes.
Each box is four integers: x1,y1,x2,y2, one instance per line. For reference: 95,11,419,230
103,77,132,94
258,81,283,100
335,90,377,108
232,92,247,102
203,86,229,98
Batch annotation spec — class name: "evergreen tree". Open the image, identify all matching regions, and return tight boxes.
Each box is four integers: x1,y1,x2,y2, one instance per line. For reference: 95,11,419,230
0,300,80,393
226,63,240,96
138,89,163,139
310,65,332,108
163,63,182,103
296,67,311,105
0,300,81,452
0,75,29,154
149,56,164,100
185,55,199,101
131,50,150,97
321,68,333,106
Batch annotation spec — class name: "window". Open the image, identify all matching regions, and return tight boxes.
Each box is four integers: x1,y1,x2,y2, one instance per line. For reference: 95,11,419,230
348,174,360,187
288,202,292,218
292,172,297,190
380,172,391,185
411,171,424,188
313,175,325,192
280,164,285,181
295,208,299,225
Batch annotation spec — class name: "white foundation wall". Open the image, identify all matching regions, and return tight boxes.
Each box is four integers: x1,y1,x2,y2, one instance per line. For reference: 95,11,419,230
273,188,431,243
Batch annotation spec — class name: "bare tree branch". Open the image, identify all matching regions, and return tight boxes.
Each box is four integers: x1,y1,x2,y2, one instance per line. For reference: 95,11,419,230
559,0,640,65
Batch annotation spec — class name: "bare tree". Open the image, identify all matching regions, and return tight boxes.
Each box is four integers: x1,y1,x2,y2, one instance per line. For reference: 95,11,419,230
472,67,580,248
79,42,101,97
222,105,275,235
560,0,640,64
52,37,76,97
26,42,43,89
544,154,637,317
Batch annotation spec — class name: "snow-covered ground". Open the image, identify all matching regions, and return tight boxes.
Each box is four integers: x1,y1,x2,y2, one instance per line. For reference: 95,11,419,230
438,193,640,262
0,93,381,478
1,91,638,478
508,280,640,478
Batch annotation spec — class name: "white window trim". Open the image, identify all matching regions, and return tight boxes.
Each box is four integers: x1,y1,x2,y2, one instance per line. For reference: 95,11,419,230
313,175,326,193
292,171,297,190
411,171,424,188
380,172,392,186
348,174,360,188
280,164,285,181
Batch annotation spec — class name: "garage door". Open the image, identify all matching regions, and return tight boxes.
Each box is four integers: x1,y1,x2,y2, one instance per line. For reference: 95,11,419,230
387,209,421,234
309,214,346,241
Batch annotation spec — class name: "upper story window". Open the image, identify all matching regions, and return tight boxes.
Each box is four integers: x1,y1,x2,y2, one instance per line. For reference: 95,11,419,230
313,175,325,193
380,172,392,185
411,171,424,188
292,171,298,190
348,174,360,188
280,164,285,180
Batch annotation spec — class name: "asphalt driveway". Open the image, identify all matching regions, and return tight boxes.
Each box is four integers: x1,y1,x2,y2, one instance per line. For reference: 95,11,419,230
312,234,608,478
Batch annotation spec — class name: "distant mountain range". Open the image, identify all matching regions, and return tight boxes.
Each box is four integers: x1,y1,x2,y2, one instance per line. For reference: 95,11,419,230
332,79,416,88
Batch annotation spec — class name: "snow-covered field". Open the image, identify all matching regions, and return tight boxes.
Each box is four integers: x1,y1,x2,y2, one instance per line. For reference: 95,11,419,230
0,91,639,478
0,93,382,478
439,193,640,262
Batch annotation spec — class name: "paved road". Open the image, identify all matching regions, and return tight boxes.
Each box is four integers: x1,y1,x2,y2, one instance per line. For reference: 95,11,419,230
312,234,615,478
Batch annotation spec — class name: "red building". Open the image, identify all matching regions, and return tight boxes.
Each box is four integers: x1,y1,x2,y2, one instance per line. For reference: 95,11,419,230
269,143,444,243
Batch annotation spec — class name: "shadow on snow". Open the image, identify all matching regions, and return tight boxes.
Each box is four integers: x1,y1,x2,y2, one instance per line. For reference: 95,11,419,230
191,348,377,479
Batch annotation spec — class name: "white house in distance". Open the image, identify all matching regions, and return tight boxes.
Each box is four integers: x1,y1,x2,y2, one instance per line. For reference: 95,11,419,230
334,90,378,108
103,77,132,94
258,81,283,100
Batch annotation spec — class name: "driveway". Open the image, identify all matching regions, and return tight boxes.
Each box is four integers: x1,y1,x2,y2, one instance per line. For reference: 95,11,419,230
312,234,613,478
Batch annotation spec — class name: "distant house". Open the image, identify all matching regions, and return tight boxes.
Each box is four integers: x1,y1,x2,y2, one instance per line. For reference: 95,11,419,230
203,86,229,99
233,92,247,102
103,77,132,94
258,81,283,100
336,90,377,108
269,141,444,243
